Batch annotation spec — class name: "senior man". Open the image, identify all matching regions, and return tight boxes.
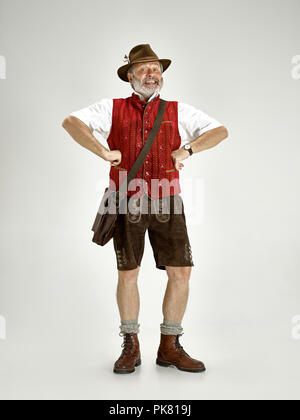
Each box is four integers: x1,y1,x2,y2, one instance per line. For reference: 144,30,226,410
62,44,228,374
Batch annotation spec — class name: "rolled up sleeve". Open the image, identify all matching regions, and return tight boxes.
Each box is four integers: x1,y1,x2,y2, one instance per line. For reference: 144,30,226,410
70,98,113,140
178,102,223,145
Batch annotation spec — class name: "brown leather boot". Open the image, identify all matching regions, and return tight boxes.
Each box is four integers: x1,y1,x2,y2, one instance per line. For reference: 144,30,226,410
113,333,141,374
156,334,206,373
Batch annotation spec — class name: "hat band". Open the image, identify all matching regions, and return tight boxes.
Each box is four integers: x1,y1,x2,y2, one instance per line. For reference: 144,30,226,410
129,56,160,64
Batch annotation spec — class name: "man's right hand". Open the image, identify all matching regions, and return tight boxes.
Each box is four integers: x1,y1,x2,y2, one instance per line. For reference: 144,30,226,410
104,150,122,167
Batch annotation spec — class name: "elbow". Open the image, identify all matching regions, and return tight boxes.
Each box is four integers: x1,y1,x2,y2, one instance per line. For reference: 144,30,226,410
62,116,69,128
62,116,73,130
62,117,68,129
220,125,229,141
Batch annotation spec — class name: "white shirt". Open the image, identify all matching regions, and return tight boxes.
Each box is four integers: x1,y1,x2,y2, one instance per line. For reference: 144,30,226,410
70,91,223,146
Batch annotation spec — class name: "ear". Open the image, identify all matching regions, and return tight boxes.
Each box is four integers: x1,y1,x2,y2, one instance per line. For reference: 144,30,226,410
127,73,133,83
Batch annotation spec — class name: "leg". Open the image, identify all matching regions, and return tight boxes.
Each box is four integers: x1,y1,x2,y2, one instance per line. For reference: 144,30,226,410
114,265,141,374
162,266,192,323
157,265,205,373
112,198,148,374
116,265,140,321
113,199,148,321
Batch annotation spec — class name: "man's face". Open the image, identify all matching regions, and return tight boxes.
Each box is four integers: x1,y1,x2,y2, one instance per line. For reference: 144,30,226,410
128,61,163,99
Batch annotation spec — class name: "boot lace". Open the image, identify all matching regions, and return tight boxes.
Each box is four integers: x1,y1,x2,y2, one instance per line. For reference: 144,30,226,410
119,332,133,356
175,333,189,357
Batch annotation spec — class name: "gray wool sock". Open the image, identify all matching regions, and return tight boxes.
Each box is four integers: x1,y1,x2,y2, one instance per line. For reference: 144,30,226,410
119,319,140,336
160,319,183,336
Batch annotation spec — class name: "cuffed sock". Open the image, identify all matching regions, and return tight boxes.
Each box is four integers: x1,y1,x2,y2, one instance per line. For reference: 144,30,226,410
119,319,140,336
160,319,183,336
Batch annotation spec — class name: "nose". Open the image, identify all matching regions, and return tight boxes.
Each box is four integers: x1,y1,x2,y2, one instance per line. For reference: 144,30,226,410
146,71,153,78
145,71,159,83
146,68,156,77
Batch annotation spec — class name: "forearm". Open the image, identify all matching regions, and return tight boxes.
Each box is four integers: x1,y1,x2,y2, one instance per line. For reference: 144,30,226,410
188,126,228,154
62,116,109,159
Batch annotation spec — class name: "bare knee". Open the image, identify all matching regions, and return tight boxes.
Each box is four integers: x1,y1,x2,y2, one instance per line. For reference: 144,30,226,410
118,266,140,284
166,266,191,283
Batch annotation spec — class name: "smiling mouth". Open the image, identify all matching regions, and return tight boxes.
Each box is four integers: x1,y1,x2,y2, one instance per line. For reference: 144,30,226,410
144,81,158,86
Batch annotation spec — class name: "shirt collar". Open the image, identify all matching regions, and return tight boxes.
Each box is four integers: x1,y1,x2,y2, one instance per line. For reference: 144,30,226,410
132,90,160,103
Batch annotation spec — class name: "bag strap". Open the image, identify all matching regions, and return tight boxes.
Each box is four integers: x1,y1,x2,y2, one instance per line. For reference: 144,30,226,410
117,99,167,197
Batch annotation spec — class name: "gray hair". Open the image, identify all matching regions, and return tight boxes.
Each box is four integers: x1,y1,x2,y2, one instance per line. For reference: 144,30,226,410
127,61,163,78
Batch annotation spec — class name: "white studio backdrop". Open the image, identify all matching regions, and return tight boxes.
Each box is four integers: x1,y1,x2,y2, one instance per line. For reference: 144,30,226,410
0,0,299,400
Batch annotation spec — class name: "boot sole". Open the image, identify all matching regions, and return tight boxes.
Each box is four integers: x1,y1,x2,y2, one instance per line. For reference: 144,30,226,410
113,359,141,374
156,358,206,373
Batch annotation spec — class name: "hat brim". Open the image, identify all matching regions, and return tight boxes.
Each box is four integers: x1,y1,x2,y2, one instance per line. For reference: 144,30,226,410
117,58,171,82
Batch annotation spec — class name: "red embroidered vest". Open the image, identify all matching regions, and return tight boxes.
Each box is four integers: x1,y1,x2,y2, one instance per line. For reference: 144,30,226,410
107,93,182,199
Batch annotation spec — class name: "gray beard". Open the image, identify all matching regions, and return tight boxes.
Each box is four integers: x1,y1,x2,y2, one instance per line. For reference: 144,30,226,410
130,75,164,99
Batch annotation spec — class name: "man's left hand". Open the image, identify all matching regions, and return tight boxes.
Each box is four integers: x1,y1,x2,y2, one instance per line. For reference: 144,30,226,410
171,147,190,171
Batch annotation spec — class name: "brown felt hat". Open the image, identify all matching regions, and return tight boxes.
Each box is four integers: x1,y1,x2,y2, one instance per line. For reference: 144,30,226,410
117,44,171,82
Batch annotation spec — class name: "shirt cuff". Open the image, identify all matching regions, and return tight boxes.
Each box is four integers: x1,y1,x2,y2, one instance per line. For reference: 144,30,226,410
198,121,223,136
